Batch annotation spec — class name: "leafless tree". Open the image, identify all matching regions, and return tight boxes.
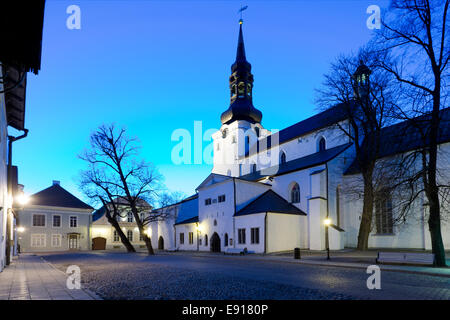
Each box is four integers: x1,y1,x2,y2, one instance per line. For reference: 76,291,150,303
316,49,397,250
79,124,166,255
372,0,449,266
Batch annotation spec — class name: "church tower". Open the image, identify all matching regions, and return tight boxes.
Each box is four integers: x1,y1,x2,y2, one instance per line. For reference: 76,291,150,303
212,19,269,177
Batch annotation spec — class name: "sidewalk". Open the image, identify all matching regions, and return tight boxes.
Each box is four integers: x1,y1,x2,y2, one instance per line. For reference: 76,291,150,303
0,254,101,300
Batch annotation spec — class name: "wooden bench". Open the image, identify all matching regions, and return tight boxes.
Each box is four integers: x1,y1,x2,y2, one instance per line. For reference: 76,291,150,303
376,252,435,266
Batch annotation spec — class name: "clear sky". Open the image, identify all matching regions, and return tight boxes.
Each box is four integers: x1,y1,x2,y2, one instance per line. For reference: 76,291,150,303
16,0,388,205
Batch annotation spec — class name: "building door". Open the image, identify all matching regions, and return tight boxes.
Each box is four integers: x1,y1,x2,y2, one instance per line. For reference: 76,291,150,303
210,232,221,253
92,237,106,250
68,234,79,250
158,236,164,250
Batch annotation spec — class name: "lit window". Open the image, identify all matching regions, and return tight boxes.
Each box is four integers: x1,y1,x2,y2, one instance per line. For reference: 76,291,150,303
127,230,133,242
113,230,119,242
189,232,194,244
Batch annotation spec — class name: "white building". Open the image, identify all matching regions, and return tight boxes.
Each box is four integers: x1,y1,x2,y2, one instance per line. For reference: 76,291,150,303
17,181,94,252
157,20,450,254
91,198,155,251
0,1,46,271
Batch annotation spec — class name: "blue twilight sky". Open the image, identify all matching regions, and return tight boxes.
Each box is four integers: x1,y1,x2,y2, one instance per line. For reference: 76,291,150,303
16,0,388,205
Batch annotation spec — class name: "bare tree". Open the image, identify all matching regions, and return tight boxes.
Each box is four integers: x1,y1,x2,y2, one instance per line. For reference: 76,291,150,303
316,49,397,250
79,167,136,252
373,0,449,266
79,124,165,255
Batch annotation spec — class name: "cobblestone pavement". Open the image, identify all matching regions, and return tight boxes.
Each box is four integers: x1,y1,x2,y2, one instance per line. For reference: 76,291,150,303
40,252,450,300
0,254,100,300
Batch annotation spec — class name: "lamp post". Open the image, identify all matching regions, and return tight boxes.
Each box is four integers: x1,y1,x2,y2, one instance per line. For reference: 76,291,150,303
324,218,331,260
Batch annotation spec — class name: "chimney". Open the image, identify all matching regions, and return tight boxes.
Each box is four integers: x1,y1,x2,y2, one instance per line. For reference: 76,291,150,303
52,180,60,186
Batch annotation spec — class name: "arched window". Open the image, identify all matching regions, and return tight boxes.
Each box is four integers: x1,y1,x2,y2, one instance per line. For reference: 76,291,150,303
251,163,257,173
318,137,326,152
280,151,287,164
336,186,341,227
224,233,229,247
291,183,300,203
204,234,208,246
245,136,250,156
214,219,217,226
255,127,260,137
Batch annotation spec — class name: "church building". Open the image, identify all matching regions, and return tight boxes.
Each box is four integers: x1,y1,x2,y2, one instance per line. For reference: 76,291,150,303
152,20,450,254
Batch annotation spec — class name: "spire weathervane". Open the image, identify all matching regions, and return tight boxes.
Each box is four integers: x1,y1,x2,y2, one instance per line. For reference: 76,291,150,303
238,5,248,23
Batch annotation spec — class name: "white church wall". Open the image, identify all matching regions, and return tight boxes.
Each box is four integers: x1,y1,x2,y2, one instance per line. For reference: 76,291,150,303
234,213,265,253
175,223,198,251
266,212,303,253
198,179,235,251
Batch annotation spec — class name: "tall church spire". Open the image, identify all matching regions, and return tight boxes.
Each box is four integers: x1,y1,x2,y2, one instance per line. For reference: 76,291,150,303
221,19,262,125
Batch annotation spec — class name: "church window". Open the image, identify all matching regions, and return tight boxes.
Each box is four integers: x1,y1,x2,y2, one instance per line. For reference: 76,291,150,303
238,228,246,244
205,234,208,246
245,136,250,156
251,228,260,244
247,83,252,96
375,192,393,234
231,84,237,97
189,232,194,244
336,186,341,227
255,127,260,137
291,183,300,203
280,151,287,164
222,129,228,138
179,233,184,245
224,233,228,247
318,137,326,152
213,219,218,226
251,163,257,173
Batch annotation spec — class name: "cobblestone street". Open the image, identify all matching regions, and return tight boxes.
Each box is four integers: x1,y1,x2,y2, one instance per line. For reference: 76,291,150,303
34,252,450,300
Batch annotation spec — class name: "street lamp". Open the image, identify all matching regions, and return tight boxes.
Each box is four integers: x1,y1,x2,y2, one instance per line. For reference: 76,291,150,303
324,218,331,260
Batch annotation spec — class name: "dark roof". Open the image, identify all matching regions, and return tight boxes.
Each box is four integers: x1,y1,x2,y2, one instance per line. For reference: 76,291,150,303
155,194,198,211
30,184,93,210
235,190,307,216
0,1,46,74
2,64,27,130
244,102,353,158
345,107,450,175
92,206,106,222
240,143,352,181
174,215,199,226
